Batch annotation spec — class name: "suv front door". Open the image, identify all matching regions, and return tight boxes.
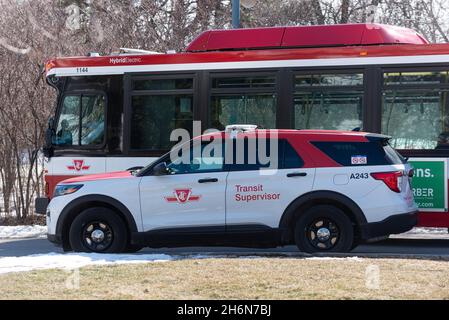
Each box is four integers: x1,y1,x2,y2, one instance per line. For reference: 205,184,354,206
139,141,228,232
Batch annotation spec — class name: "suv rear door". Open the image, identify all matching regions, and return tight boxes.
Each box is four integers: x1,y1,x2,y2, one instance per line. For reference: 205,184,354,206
225,139,315,229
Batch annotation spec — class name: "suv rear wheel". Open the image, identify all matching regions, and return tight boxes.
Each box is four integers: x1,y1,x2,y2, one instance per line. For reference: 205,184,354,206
69,207,128,253
294,205,354,253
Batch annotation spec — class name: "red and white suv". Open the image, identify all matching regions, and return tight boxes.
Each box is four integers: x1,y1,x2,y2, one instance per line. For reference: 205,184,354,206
46,126,418,253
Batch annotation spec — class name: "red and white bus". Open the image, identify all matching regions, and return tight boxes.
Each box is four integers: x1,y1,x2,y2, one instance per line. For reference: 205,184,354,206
38,23,449,229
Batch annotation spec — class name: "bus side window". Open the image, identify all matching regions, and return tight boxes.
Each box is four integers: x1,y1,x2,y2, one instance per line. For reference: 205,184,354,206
293,73,364,132
130,77,195,151
382,70,449,150
209,75,277,130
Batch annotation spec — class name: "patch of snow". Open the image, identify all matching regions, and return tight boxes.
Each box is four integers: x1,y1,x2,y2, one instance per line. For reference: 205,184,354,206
391,227,449,240
0,252,174,274
404,227,448,235
0,225,47,239
305,256,362,261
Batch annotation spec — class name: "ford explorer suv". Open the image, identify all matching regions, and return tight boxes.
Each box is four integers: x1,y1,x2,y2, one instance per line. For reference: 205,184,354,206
45,125,418,253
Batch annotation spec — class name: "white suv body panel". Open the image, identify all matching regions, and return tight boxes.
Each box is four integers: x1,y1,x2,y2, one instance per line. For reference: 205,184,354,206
312,164,416,223
226,168,315,228
47,177,144,233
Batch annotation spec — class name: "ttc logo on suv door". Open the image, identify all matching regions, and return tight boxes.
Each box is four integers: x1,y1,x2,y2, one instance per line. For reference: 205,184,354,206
165,189,201,204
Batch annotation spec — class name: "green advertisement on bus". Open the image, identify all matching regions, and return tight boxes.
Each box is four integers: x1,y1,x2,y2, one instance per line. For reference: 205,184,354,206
409,158,448,212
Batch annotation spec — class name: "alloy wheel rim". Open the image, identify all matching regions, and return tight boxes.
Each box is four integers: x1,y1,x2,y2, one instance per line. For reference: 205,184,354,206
306,218,340,250
82,221,113,252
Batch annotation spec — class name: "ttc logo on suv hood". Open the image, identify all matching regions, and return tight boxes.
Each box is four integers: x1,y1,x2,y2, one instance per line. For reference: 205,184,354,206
67,160,90,171
165,189,201,204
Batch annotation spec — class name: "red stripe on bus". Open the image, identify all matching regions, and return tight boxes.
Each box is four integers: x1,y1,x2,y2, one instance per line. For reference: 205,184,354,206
46,43,449,71
418,213,449,228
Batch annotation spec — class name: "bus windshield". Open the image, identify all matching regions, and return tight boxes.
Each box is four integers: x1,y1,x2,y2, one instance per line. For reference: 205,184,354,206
54,94,105,147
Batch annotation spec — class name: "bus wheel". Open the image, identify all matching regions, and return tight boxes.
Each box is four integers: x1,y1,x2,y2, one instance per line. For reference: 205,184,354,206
69,207,128,253
294,205,354,253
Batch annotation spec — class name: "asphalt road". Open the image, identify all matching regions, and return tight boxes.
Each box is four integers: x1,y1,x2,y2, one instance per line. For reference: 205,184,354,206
2,236,449,258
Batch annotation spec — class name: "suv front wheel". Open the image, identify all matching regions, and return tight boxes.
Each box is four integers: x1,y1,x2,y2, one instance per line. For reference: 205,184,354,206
69,207,128,253
294,205,354,253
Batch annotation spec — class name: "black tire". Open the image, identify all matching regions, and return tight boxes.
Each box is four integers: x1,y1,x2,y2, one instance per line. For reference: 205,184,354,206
294,205,354,253
69,207,128,253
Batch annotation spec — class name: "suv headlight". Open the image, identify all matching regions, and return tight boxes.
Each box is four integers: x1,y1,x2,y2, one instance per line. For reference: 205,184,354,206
53,184,83,197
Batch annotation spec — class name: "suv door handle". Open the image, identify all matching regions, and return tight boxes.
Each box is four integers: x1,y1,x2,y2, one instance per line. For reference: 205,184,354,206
198,178,218,183
287,172,307,178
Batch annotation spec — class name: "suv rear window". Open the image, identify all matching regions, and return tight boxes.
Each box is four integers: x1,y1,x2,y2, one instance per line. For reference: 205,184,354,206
311,141,405,166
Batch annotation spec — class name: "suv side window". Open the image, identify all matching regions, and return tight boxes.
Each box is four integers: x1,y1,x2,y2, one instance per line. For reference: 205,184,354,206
311,141,402,166
283,140,304,169
228,138,304,171
166,141,225,174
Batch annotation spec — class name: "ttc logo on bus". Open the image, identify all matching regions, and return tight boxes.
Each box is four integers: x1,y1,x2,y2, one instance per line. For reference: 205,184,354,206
67,160,90,171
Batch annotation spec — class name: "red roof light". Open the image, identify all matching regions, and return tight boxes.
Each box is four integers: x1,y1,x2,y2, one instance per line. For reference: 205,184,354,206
186,24,429,52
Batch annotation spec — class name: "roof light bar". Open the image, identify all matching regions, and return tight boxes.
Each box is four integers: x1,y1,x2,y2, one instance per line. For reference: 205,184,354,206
225,124,257,132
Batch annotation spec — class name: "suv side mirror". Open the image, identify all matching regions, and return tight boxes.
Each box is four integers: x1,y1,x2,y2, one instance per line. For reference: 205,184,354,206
153,162,170,176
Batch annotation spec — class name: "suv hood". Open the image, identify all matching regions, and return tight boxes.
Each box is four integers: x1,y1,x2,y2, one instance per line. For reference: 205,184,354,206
60,171,134,184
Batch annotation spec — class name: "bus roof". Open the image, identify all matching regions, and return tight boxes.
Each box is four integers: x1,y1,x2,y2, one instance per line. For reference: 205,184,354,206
45,24,449,78
185,24,428,52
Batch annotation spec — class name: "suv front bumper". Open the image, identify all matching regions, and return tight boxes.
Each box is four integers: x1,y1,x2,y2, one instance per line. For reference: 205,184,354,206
360,211,418,240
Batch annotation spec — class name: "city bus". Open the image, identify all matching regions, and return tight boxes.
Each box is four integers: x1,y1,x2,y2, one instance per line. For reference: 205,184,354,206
38,23,449,229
